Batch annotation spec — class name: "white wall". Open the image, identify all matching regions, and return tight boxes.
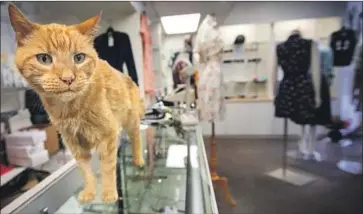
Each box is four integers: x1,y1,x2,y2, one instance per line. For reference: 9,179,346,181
200,101,304,136
224,2,346,25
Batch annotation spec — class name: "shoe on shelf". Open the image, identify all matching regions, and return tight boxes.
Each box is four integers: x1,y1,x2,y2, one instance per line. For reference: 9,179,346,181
143,109,173,125
143,101,173,125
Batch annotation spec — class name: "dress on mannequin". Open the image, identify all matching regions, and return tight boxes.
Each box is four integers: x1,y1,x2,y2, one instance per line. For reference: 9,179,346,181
194,14,236,206
275,34,331,125
194,15,225,122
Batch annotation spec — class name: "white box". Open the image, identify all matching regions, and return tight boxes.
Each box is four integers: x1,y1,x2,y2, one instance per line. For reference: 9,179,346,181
4,130,46,147
8,150,49,167
6,144,45,158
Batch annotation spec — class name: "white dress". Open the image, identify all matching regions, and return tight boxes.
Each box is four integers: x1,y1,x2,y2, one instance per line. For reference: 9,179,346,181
194,15,225,122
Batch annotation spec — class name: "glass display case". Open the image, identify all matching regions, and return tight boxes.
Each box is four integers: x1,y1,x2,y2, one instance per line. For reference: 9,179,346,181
1,124,218,214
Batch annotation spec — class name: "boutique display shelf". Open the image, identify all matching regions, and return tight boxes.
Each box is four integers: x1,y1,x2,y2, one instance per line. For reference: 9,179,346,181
221,40,271,100
1,125,218,214
225,96,272,103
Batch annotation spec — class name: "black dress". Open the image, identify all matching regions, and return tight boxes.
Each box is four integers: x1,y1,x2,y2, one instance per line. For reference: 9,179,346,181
275,34,332,125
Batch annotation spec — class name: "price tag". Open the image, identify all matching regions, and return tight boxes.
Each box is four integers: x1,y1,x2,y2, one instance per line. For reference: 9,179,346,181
108,35,114,47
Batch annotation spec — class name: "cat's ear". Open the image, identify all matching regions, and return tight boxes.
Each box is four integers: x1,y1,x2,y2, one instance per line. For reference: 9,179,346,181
74,12,102,37
8,3,38,44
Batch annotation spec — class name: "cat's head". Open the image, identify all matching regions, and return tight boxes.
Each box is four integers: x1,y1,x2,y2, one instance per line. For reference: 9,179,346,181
8,4,101,102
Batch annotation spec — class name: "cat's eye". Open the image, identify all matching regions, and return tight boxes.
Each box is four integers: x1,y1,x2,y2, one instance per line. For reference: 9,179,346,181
36,54,53,65
74,53,86,64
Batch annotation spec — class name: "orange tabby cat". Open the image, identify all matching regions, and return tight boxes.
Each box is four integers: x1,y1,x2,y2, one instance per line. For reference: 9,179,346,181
8,4,145,203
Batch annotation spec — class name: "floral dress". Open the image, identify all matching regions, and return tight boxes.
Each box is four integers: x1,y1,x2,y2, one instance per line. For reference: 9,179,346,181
194,15,226,122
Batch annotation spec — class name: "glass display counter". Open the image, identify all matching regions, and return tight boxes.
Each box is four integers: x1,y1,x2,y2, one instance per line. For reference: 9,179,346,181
1,125,218,214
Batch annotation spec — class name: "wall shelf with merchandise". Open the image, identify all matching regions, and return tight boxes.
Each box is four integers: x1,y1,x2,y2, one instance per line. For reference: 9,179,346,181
219,23,274,102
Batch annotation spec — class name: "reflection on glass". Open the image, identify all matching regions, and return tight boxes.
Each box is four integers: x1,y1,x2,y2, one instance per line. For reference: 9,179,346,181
54,125,216,214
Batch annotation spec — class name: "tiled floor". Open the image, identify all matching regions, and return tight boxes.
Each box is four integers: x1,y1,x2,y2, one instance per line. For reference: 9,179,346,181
205,137,362,214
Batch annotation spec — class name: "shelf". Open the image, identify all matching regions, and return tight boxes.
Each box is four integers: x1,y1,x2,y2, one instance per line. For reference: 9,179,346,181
1,167,26,187
225,97,272,103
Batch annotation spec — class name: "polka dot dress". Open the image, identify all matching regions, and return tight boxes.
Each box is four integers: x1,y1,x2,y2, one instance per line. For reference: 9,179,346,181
275,34,331,125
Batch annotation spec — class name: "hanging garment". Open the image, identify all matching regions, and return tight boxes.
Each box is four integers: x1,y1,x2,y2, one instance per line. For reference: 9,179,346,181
140,14,155,95
25,89,50,124
275,35,331,125
318,44,334,86
352,44,362,111
194,15,225,122
94,29,139,85
330,28,357,66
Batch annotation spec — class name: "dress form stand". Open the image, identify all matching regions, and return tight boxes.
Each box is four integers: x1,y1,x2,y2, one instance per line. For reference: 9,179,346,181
266,118,317,186
209,121,236,206
193,13,236,206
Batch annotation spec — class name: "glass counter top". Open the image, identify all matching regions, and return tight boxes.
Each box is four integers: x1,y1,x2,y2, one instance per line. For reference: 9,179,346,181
3,124,218,214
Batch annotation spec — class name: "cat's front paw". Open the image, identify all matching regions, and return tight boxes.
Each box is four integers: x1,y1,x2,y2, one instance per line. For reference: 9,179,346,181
78,188,96,204
133,158,145,168
101,189,118,203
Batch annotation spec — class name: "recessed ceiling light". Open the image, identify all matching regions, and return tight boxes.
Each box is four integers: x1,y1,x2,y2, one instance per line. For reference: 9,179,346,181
160,13,201,35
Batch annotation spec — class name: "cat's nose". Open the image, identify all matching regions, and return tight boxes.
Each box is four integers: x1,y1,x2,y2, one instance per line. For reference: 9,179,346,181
60,74,75,85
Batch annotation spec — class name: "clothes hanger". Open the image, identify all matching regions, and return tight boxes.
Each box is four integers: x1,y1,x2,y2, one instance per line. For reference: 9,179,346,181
105,19,114,35
107,26,114,34
209,12,218,27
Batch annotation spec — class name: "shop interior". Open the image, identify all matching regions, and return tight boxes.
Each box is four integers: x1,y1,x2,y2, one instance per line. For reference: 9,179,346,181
0,1,362,214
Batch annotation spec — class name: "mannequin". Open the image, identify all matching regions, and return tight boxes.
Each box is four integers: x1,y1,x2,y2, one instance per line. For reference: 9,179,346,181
299,40,334,161
194,14,235,206
273,29,326,161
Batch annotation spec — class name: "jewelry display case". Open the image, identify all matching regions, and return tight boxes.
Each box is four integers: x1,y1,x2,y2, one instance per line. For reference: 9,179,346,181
1,125,218,214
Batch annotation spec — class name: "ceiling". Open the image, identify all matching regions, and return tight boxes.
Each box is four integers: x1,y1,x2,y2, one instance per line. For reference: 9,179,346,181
144,1,236,25
26,2,137,22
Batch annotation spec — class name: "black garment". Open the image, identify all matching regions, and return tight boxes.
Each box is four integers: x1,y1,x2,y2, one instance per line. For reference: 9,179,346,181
25,89,49,124
275,34,332,125
330,28,357,66
94,29,138,85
